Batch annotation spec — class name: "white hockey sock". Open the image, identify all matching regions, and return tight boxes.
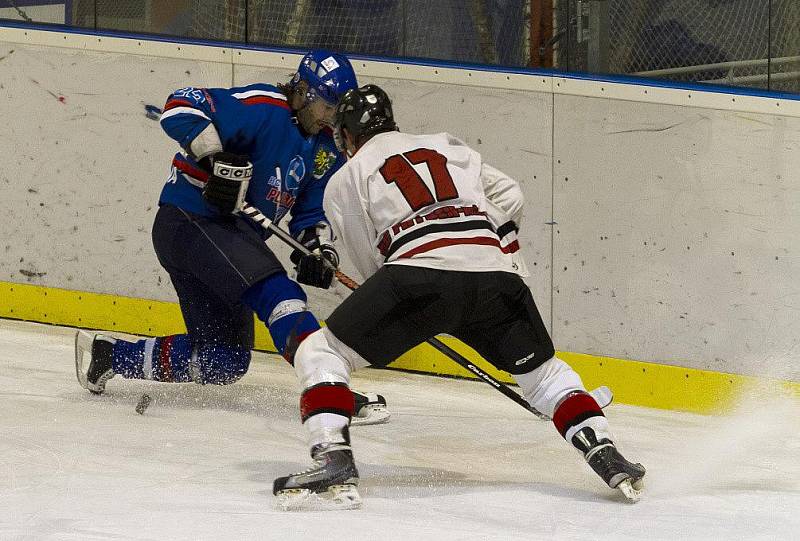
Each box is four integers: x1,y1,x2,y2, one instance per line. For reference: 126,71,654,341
562,413,611,446
294,328,368,388
304,412,351,449
294,329,369,450
513,356,586,419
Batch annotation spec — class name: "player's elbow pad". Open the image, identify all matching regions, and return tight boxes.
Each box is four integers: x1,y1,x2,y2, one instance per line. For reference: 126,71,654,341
188,123,223,161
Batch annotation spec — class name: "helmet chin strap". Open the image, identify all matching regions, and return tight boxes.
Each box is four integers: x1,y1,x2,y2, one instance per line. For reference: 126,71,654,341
333,126,356,158
344,134,359,158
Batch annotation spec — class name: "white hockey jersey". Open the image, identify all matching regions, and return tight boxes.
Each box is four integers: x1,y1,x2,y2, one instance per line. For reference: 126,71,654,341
324,131,526,280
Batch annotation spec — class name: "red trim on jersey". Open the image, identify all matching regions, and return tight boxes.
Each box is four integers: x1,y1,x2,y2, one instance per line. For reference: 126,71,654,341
202,89,216,112
552,392,603,437
395,236,502,260
240,96,290,110
163,98,195,111
501,240,520,254
172,157,210,183
300,384,355,421
159,335,175,382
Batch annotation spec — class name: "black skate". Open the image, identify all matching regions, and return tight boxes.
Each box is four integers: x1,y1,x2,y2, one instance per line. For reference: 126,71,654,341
74,330,116,395
273,441,361,510
351,391,390,426
572,427,646,502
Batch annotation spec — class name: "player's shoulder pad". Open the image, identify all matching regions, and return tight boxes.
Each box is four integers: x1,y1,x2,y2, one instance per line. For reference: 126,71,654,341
164,86,211,108
228,83,290,111
440,132,481,161
162,87,213,121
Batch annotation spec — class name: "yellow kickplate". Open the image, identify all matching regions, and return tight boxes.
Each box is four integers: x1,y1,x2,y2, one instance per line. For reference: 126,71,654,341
2,281,796,413
0,281,277,350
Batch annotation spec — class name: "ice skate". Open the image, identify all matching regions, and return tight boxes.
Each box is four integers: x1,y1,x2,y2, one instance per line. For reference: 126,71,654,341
74,330,116,395
351,391,390,426
572,426,646,502
273,441,361,511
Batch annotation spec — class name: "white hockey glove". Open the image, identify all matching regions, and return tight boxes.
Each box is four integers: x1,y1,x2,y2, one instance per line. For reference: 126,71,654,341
201,152,253,214
290,222,339,289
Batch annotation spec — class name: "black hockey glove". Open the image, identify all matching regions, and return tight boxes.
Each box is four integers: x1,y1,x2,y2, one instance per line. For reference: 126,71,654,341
290,223,339,289
201,152,253,214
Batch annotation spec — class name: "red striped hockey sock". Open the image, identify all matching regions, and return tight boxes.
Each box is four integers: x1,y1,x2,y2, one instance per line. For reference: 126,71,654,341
300,382,356,422
553,391,606,440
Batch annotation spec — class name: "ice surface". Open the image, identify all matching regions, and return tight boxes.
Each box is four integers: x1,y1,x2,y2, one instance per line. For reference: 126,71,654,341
1,319,798,540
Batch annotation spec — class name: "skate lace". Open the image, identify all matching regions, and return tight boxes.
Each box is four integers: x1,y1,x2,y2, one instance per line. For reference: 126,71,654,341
293,444,352,476
293,456,328,476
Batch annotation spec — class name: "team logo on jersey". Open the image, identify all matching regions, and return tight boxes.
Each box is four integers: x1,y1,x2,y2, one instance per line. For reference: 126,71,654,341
266,188,296,211
285,156,306,190
313,147,337,179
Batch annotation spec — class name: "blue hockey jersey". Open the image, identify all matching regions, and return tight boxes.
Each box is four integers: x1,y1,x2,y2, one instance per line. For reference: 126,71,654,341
158,84,345,237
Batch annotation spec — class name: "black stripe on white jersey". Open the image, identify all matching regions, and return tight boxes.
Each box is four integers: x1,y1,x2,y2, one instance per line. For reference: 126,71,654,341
383,218,496,261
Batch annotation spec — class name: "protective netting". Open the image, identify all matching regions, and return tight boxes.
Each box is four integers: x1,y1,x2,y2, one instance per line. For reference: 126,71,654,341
606,0,800,90
186,0,798,91
5,1,797,91
0,0,66,24
187,0,529,67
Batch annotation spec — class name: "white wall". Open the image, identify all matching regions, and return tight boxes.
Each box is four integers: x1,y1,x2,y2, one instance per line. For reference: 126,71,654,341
0,41,230,303
552,95,800,378
1,27,798,379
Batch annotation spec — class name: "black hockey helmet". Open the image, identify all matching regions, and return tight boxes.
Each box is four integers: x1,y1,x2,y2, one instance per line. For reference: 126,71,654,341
333,84,397,152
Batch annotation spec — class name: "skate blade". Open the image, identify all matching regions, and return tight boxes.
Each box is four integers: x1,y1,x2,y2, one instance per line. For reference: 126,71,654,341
275,484,362,511
74,330,92,389
351,404,390,426
617,477,644,503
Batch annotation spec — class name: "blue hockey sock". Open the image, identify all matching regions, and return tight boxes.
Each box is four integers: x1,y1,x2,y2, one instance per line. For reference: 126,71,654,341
112,335,193,382
270,310,321,362
112,335,251,384
242,273,321,361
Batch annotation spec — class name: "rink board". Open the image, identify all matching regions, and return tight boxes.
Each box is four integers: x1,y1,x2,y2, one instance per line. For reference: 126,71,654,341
3,280,797,414
1,25,799,412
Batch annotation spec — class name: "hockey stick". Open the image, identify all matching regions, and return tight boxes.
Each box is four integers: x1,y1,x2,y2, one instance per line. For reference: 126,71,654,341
240,203,611,420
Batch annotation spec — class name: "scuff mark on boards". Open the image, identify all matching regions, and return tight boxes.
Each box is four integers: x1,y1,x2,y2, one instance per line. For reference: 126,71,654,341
28,78,66,104
19,269,47,278
607,121,685,135
0,49,15,62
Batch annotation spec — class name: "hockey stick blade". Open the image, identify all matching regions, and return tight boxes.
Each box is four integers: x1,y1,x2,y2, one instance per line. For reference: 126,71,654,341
590,385,613,409
350,403,390,426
